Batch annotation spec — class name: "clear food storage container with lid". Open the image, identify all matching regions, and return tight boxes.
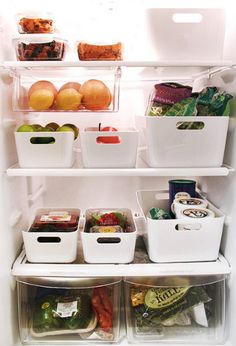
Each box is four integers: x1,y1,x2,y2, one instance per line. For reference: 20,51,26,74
13,36,66,61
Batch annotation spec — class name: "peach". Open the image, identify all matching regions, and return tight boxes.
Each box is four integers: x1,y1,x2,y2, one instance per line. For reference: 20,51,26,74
28,80,57,98
79,79,112,110
59,82,81,93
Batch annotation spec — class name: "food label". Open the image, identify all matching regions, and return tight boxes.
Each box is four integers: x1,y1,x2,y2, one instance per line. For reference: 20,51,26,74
40,211,71,222
56,300,77,318
175,192,190,200
145,287,189,309
179,198,202,206
183,208,209,218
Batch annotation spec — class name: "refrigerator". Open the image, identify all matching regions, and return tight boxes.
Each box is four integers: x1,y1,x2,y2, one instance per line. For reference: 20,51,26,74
1,0,236,345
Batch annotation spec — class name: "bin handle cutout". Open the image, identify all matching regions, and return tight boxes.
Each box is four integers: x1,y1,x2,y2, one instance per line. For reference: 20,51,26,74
175,224,202,231
97,237,121,244
172,13,202,23
96,136,121,144
176,122,205,130
30,137,56,144
37,236,61,243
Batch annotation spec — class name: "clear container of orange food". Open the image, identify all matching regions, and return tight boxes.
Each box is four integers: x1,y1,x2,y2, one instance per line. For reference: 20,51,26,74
16,12,55,34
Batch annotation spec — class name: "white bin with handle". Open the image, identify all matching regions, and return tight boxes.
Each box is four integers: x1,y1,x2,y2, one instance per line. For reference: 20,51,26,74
136,190,225,263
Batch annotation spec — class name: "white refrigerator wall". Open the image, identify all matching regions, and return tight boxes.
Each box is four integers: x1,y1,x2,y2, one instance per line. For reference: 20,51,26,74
1,1,236,345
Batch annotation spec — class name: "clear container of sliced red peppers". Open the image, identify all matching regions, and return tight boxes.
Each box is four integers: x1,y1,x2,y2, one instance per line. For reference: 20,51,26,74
16,276,121,343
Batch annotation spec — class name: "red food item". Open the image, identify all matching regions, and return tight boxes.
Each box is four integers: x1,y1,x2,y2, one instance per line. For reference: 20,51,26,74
97,125,120,144
32,209,80,230
98,212,120,226
91,287,113,332
154,83,192,105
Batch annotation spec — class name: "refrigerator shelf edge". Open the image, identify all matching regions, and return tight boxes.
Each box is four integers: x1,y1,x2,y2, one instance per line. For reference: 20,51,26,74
2,60,235,68
6,163,233,177
12,250,231,278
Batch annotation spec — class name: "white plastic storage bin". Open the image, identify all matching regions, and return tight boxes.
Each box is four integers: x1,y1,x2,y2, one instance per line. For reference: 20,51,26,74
80,127,139,168
81,208,137,263
146,8,225,61
16,276,121,344
22,208,80,263
125,275,227,344
136,190,225,263
15,131,75,168
145,116,229,168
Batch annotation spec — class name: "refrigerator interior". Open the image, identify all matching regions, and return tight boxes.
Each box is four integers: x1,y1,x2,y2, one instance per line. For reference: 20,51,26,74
1,0,236,345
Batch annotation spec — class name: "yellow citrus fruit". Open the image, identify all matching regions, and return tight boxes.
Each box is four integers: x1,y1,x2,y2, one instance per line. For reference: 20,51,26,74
28,89,55,110
56,88,82,110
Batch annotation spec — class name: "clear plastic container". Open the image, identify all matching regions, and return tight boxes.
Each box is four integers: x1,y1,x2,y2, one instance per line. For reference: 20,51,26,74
31,208,80,232
13,37,66,61
12,67,121,112
125,275,227,344
77,42,123,61
16,276,121,344
16,12,55,34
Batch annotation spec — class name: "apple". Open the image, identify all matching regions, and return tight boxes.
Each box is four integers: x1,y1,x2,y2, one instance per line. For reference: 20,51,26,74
17,124,34,132
97,123,120,144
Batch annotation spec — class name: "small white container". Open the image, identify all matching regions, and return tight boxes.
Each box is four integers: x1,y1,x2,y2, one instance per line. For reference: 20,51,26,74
80,127,139,168
23,229,78,263
81,208,137,263
136,190,225,263
145,116,229,168
15,131,75,168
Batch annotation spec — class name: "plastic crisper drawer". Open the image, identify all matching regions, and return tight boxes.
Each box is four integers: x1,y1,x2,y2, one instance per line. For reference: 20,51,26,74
125,275,227,344
16,276,121,344
12,67,120,113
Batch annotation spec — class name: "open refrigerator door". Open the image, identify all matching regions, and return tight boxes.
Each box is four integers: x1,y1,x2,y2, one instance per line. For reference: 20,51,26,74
1,0,236,345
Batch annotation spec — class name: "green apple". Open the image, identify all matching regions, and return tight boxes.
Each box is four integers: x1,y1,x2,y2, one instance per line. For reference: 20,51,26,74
17,124,34,132
61,123,79,139
56,125,75,139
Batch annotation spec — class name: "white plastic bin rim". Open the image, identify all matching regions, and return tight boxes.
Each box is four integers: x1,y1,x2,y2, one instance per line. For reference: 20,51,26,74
124,274,229,287
136,189,225,219
83,127,138,133
15,276,122,289
83,208,136,233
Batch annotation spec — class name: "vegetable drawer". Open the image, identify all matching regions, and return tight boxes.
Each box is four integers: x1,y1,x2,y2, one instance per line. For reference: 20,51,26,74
16,276,121,344
125,275,227,344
